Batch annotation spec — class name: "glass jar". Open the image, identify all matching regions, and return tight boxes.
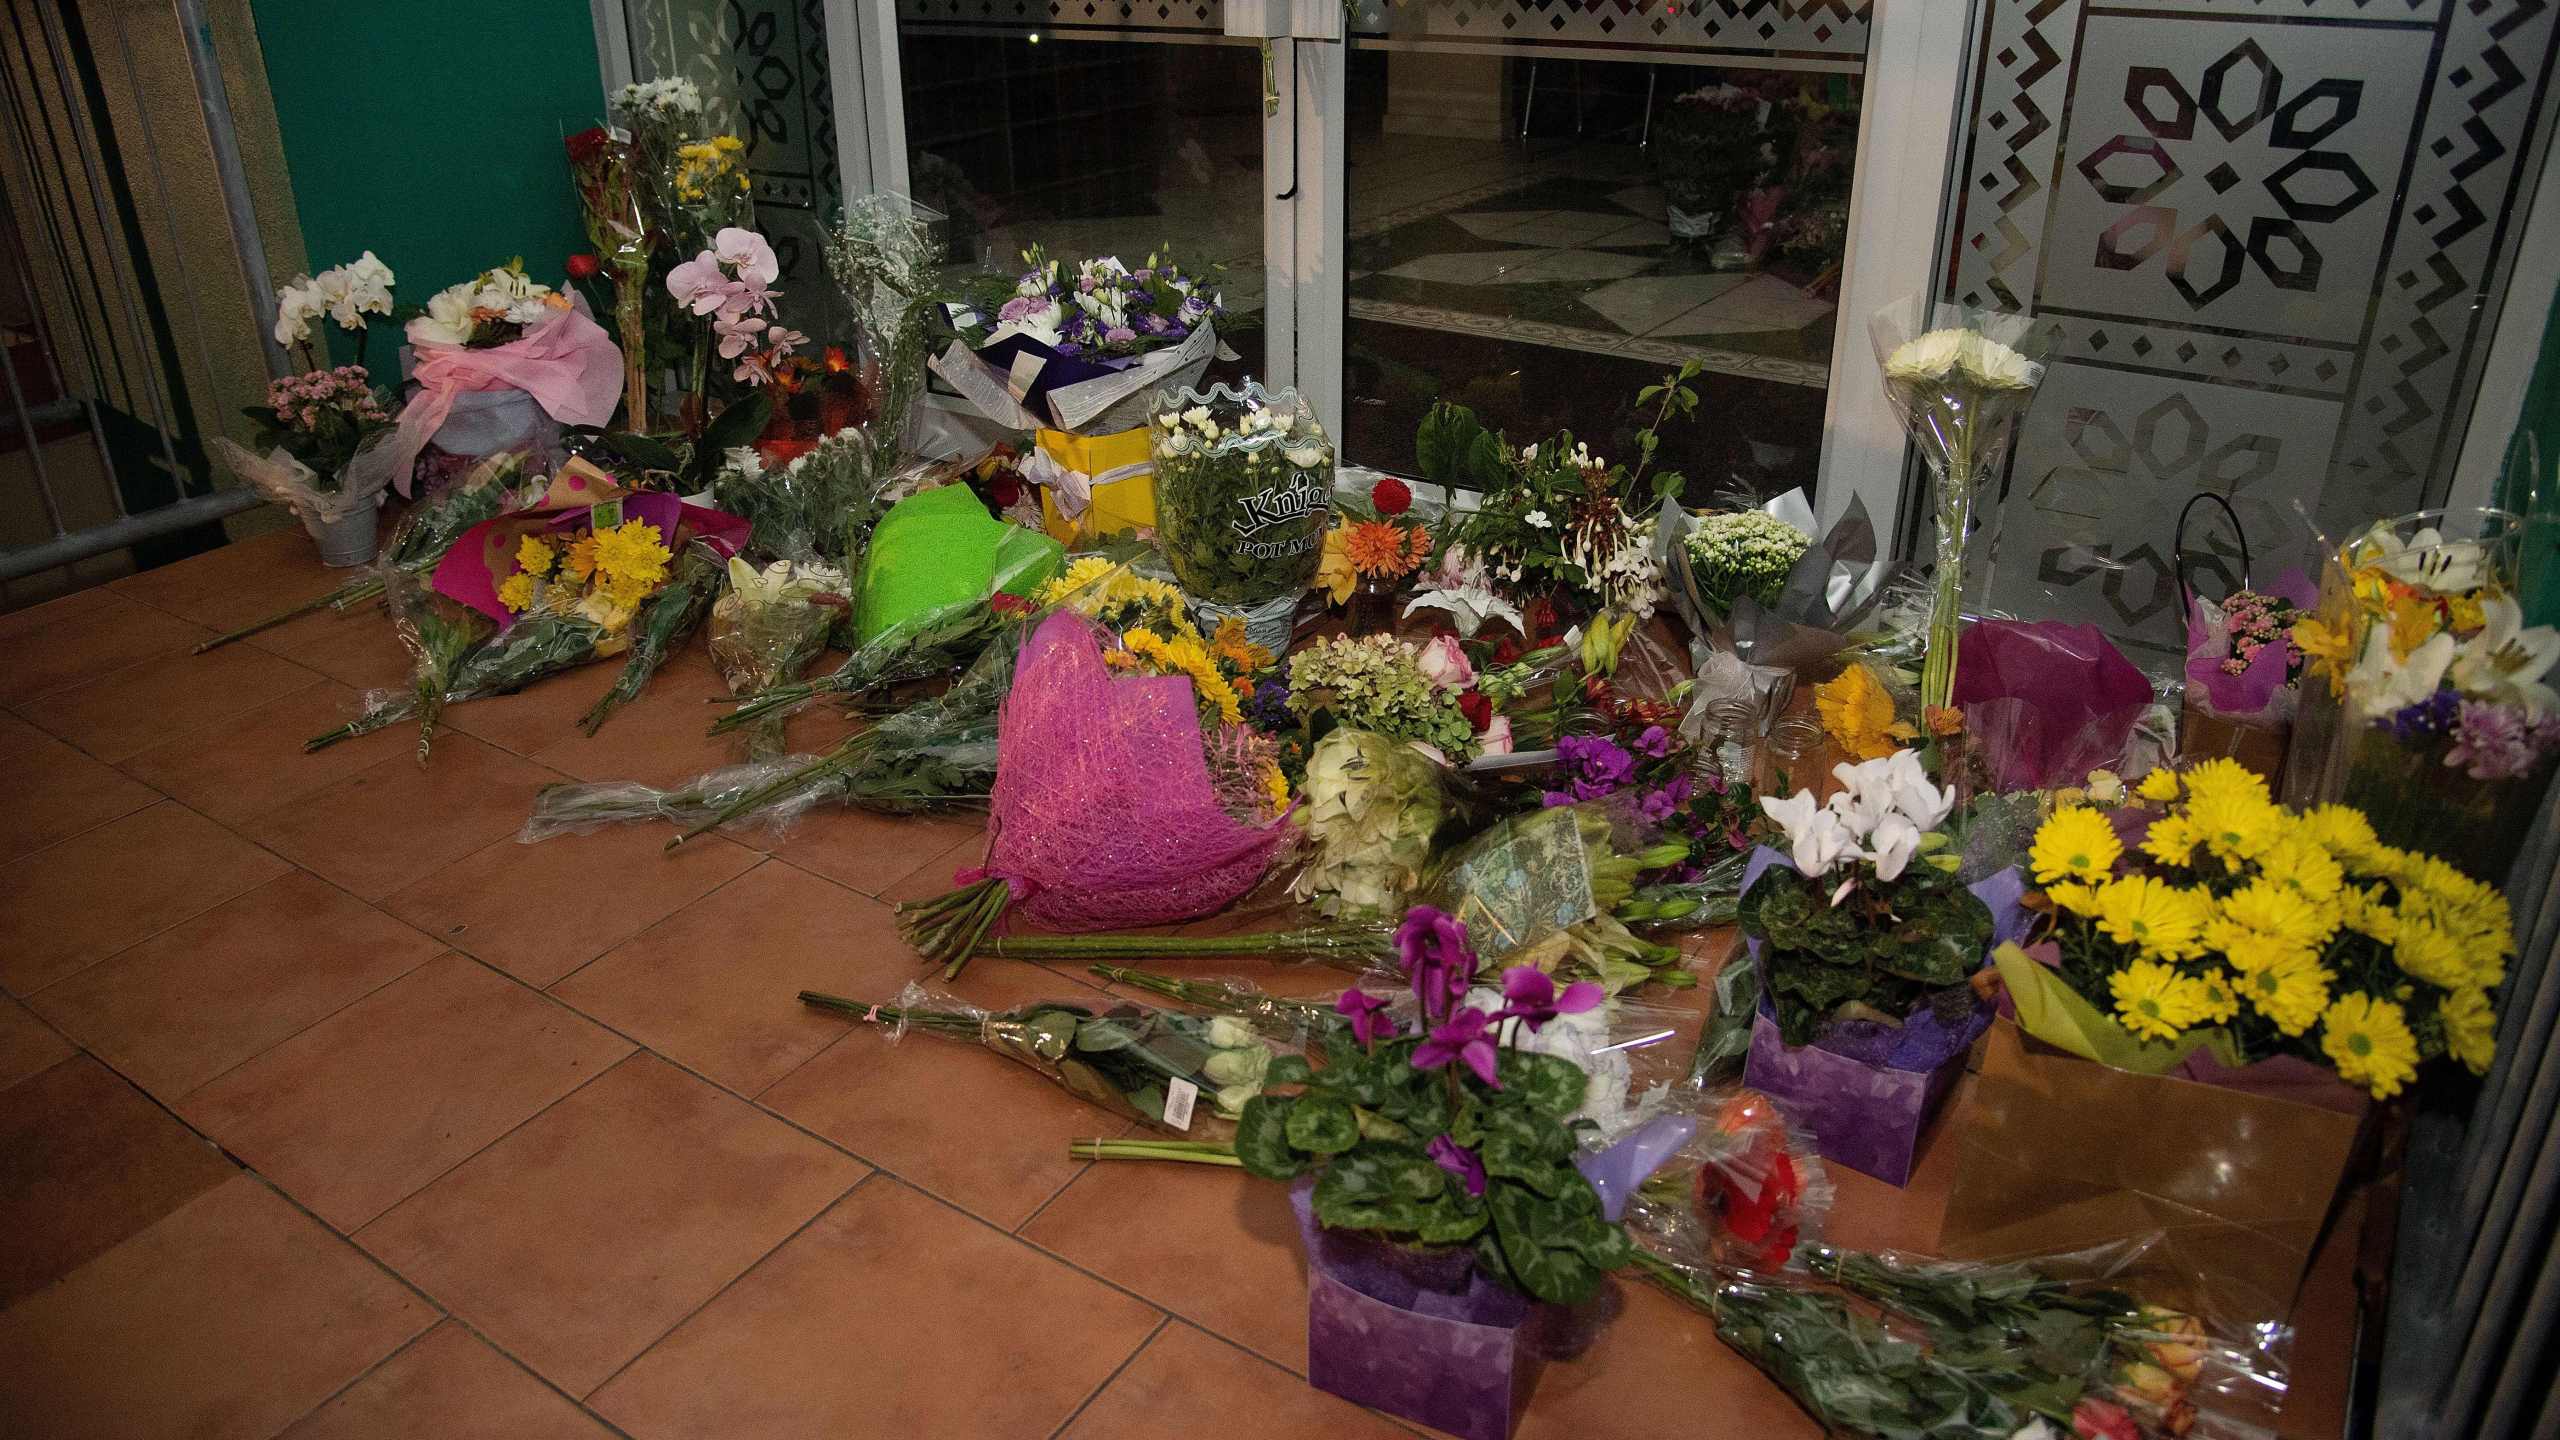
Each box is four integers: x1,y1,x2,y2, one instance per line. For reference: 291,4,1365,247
1763,715,1825,797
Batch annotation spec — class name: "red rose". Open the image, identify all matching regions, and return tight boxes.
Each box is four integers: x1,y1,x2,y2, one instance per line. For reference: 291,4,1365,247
1371,475,1413,517
565,252,603,280
989,468,1023,508
565,126,611,167
1457,691,1493,733
2073,1400,2140,1440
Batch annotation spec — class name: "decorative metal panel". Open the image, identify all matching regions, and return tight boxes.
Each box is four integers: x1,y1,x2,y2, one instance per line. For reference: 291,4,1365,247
1349,0,1871,67
895,0,1228,38
1941,0,2559,654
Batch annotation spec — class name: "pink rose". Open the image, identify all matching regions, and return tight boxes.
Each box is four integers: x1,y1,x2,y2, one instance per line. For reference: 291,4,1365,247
1478,716,1514,757
1417,633,1475,690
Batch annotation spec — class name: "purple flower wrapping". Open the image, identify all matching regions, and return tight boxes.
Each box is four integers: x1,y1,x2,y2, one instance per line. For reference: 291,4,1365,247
1736,847,2028,1185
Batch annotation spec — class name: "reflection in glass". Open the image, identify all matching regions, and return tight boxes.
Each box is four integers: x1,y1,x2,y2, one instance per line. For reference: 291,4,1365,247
1343,53,1863,506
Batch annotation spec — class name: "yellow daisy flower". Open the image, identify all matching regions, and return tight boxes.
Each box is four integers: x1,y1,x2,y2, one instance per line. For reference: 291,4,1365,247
1122,627,1244,725
2298,804,2380,866
2181,757,2271,807
2319,992,2419,1099
2337,883,2400,944
2235,953,2332,1037
2439,986,2496,1076
2141,814,2201,869
2045,881,2102,919
2186,787,2283,869
2391,918,2471,990
2110,960,2211,1043
2135,767,2181,803
497,571,539,614
2193,968,2241,1025
562,533,600,582
2208,878,2336,959
2031,807,2122,887
516,534,557,578
1207,615,1274,675
2094,876,2211,960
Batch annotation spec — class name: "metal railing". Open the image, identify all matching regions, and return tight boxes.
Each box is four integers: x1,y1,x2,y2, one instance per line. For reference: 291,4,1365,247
0,0,276,590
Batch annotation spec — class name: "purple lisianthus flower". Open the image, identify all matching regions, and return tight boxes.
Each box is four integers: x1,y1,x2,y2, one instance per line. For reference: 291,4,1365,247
1635,724,1672,758
1395,905,1476,1022
2388,690,2462,744
1495,966,1603,1032
1413,1006,1501,1088
1556,734,1638,800
1427,1134,1488,1198
1103,325,1138,345
1541,789,1575,809
2446,700,2539,781
996,294,1041,323
1141,313,1170,335
1178,293,1210,323
1335,988,1398,1047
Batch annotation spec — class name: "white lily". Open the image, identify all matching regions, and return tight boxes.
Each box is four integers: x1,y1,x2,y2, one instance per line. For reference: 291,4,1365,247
2358,525,2492,594
2347,625,2458,716
2450,594,2560,717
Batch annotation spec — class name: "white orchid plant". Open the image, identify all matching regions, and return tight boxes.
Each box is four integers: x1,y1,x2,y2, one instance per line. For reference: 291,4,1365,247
273,251,395,365
406,261,566,350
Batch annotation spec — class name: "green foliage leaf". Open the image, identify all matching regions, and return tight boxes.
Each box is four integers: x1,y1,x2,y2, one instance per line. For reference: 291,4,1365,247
1477,1103,1575,1195
1486,1183,1605,1305
1310,1141,1451,1232
1285,1096,1360,1154
1265,1054,1312,1088
1233,1096,1305,1180
1495,1049,1589,1119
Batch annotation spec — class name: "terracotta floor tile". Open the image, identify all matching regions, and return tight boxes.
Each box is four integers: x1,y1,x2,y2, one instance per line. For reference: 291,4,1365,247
280,1322,615,1440
0,1055,236,1308
550,860,920,1095
0,589,211,704
0,713,159,863
0,995,73,1090
355,1053,864,1396
762,959,1134,1228
0,801,291,996
247,605,417,692
530,645,848,790
384,822,760,987
772,806,987,895
875,830,992,904
0,1174,435,1440
1021,1150,1310,1370
1062,1323,1410,1440
28,871,444,1102
18,643,320,761
589,1178,1160,1438
182,955,633,1231
116,682,410,826
112,526,346,635
1508,1276,1822,1440
243,734,565,902
440,660,622,759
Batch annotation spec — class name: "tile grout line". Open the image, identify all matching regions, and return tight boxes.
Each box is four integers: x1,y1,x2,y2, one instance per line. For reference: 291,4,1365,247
534,853,782,996
573,1167,880,1405
882,1172,1197,1353
6,798,299,1004
1161,1316,1432,1433
1043,1313,1172,1440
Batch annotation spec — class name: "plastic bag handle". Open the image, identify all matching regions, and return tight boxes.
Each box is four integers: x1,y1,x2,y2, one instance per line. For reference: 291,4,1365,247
2173,492,2250,616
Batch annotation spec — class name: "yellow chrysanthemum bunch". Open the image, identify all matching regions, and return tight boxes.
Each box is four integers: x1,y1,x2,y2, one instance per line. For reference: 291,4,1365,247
492,519,673,636
2027,760,2506,1097
1040,558,1201,645
1814,662,1916,762
1116,625,1244,727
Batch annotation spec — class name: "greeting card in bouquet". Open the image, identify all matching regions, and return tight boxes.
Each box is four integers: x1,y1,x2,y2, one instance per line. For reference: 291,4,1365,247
1737,847,2029,1186
1937,1021,2370,1346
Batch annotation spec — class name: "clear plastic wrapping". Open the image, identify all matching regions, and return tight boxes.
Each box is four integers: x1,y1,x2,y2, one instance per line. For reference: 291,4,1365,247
799,981,1295,1133
707,557,852,758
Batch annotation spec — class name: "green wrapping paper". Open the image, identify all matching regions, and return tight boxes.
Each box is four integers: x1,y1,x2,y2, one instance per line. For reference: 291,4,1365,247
853,486,1063,647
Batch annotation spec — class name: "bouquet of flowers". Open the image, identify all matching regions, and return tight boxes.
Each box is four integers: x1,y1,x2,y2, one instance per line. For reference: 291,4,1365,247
667,227,807,406
347,261,623,499
309,478,748,758
822,193,939,444
897,607,1295,976
1149,382,1334,644
707,556,849,756
1540,702,1759,899
798,982,1296,1134
1286,634,1480,758
1684,508,1811,623
608,77,750,252
212,253,403,559
565,125,654,428
1999,759,2506,1098
1652,83,1778,243
934,245,1228,440
2290,510,2559,880
2182,575,2315,783
1868,301,2047,714
1636,1239,2233,1440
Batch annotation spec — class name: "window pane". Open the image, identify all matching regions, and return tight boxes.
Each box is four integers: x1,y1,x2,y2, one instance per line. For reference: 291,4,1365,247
1343,7,1871,504
1941,0,2560,660
896,17,1268,380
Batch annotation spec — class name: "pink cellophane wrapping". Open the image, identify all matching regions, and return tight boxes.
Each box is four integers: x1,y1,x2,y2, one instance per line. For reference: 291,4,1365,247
1953,618,2154,793
349,301,624,498
966,611,1290,930
2183,569,2317,721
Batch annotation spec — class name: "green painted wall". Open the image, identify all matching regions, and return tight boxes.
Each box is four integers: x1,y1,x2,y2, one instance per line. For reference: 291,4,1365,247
250,0,603,315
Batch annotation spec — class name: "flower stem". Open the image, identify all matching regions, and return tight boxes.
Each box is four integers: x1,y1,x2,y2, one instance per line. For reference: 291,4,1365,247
1068,1138,1242,1166
1918,397,1976,714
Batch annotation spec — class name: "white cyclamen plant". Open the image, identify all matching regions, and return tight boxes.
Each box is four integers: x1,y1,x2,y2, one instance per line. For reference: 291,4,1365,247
1757,748,1958,882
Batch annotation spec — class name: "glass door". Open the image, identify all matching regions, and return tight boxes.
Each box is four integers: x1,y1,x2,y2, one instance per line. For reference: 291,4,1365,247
1337,2,1874,505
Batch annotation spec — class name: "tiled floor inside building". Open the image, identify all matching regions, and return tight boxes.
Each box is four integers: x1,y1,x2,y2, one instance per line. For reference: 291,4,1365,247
0,528,2358,1438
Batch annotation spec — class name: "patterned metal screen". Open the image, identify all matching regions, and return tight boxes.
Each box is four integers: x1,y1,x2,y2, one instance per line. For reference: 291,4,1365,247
1940,0,2560,656
1349,0,1871,68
